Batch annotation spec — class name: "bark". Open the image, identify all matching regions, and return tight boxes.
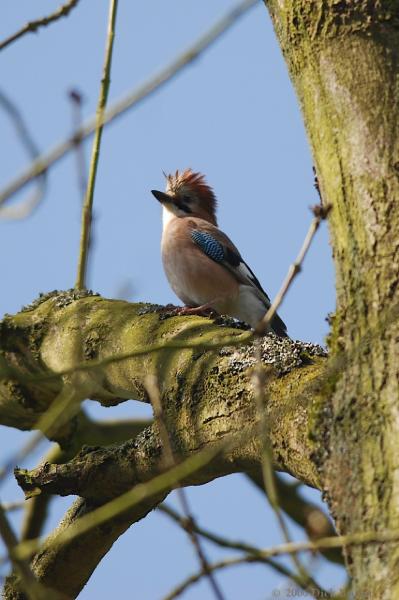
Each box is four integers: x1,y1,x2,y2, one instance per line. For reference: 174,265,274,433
264,1,399,597
0,292,327,597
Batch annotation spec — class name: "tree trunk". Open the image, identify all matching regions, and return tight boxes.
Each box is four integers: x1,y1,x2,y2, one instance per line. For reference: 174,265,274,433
265,1,399,597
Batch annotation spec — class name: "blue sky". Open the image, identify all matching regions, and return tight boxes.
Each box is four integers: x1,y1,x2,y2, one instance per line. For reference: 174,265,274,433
0,1,341,598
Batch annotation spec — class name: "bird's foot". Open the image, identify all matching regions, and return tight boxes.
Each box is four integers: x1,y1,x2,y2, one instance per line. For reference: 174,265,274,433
177,304,219,319
157,303,219,321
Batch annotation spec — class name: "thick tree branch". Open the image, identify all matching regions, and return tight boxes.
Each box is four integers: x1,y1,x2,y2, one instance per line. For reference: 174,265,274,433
1,292,326,486
4,495,165,600
17,414,150,542
0,292,328,597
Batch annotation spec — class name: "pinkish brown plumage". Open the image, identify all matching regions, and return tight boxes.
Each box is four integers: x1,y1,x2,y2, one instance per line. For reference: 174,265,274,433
151,170,288,335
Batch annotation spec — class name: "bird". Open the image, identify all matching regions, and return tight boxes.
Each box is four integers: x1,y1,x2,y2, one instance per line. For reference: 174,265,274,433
151,169,288,336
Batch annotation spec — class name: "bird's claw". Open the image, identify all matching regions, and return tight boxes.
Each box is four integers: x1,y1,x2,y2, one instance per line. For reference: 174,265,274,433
177,305,219,319
157,304,219,320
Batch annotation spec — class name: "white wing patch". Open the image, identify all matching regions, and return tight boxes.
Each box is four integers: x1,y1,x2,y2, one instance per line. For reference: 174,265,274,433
233,260,271,306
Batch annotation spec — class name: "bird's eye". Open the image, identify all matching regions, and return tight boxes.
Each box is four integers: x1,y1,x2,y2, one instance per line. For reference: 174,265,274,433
178,195,192,214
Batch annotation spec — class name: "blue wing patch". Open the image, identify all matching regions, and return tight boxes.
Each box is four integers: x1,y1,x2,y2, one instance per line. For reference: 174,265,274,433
191,230,225,263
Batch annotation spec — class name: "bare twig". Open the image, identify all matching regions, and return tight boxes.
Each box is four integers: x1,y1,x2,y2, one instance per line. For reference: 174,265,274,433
11,514,399,593
173,524,399,560
255,203,332,335
163,553,328,600
0,0,258,209
146,376,226,600
158,503,311,594
166,515,399,600
248,472,343,564
250,201,332,592
0,0,82,52
75,0,118,289
2,501,25,513
68,89,87,201
0,90,47,219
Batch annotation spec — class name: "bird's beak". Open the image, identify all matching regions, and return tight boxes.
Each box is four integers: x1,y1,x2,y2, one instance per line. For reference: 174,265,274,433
151,190,173,205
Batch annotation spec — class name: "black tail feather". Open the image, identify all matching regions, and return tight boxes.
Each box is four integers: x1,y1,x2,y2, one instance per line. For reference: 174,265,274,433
271,312,289,338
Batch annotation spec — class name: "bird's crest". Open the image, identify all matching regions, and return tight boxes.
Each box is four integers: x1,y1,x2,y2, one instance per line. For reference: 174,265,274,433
164,169,217,222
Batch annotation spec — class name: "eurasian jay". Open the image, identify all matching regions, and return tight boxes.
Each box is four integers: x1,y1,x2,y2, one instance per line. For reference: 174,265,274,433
151,169,287,336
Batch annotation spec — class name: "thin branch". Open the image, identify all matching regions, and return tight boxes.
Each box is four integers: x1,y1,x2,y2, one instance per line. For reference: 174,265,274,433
75,0,119,289
158,503,310,594
163,554,325,600
255,203,332,335
248,472,343,565
0,90,47,219
0,0,82,52
249,202,332,592
68,89,88,202
2,501,25,513
248,200,333,594
182,525,399,559
0,0,258,209
13,415,150,542
146,376,226,600
0,503,46,600
165,517,399,600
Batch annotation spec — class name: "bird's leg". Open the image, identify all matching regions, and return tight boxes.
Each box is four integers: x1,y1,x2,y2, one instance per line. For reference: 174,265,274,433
177,294,233,319
154,303,218,321
157,299,228,320
177,303,219,318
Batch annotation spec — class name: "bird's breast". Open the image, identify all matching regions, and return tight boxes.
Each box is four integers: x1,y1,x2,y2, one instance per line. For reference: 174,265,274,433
161,222,238,308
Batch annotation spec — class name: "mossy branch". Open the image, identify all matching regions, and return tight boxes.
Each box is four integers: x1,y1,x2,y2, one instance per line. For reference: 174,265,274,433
0,292,329,597
0,293,327,484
